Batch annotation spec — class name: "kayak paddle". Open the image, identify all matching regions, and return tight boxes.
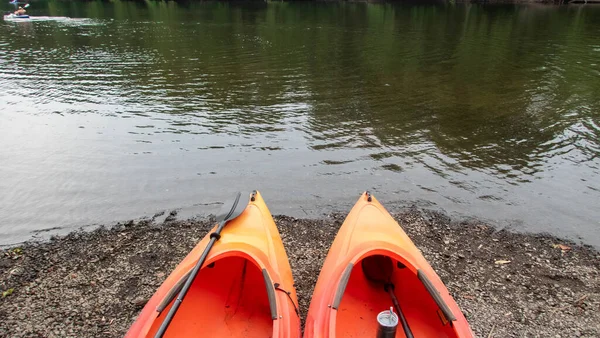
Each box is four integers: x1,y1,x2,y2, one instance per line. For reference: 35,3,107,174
154,191,250,338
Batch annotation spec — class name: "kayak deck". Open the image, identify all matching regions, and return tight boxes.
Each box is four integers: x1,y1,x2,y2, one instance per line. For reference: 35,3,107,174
147,256,272,337
305,192,473,338
126,191,300,338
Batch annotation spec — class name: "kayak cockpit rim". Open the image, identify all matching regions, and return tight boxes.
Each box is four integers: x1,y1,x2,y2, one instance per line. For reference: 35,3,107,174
417,269,457,323
332,263,353,309
155,250,279,318
262,268,278,320
329,248,457,325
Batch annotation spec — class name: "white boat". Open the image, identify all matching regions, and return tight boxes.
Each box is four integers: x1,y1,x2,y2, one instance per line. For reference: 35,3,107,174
4,14,30,20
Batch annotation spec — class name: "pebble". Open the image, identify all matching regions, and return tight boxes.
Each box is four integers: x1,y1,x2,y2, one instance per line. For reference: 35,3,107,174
0,211,597,338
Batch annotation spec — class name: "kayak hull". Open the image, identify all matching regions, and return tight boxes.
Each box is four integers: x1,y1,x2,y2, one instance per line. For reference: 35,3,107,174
125,191,300,338
305,192,474,338
4,14,29,19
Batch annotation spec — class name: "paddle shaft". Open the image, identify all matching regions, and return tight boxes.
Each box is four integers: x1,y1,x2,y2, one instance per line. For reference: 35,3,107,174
154,220,226,338
385,284,414,338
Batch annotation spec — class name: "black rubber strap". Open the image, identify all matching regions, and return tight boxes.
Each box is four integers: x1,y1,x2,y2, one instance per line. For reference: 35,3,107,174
274,284,300,317
209,233,221,240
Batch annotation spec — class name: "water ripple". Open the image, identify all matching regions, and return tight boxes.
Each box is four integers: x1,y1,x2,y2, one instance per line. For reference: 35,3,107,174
1,2,600,245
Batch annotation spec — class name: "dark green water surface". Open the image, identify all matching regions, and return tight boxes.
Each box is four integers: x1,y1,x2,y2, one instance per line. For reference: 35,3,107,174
1,1,599,245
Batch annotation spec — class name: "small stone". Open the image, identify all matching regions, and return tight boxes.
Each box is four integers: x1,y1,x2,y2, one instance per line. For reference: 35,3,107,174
10,267,24,276
133,297,148,307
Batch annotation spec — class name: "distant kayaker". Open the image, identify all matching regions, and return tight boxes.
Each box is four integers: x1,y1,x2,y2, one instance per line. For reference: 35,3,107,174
14,6,26,15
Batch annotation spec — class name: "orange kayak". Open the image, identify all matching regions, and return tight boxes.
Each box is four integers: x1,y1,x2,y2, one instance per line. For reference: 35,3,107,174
125,191,301,338
305,192,473,338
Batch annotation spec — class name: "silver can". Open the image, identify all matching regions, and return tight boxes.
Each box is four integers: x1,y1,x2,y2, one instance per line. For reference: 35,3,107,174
376,307,399,338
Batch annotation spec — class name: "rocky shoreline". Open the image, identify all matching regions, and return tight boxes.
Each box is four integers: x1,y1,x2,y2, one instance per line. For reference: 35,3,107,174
1,208,598,337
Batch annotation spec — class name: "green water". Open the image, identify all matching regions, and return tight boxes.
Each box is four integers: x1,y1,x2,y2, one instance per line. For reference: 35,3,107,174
1,1,599,245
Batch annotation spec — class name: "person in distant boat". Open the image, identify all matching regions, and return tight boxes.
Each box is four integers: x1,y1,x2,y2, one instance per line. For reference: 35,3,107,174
14,6,26,15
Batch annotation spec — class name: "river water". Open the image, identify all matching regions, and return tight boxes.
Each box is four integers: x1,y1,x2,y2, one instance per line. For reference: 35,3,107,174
1,1,599,246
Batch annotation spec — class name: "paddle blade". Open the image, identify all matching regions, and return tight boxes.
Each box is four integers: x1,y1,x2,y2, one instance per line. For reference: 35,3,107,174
215,191,249,223
23,4,29,8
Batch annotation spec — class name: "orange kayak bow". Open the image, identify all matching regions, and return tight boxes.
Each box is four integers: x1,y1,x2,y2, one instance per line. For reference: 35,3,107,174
125,191,301,338
305,192,473,338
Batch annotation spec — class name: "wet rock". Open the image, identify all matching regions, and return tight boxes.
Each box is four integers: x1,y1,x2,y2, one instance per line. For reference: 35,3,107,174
132,297,147,308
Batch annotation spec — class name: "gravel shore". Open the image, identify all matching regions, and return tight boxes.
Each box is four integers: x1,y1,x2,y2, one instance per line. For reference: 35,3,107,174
1,208,598,337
